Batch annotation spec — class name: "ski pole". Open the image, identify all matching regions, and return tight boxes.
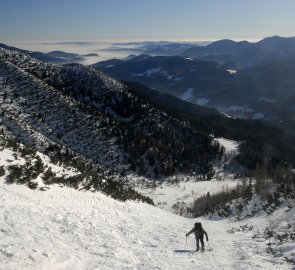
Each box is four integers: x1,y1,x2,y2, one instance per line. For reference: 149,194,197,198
207,241,211,250
185,236,187,250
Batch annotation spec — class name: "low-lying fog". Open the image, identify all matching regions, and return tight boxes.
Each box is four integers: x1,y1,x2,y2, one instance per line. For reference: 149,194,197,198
5,40,141,65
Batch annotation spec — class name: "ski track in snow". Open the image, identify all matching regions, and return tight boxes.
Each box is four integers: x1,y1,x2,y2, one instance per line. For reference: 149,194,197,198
0,182,290,270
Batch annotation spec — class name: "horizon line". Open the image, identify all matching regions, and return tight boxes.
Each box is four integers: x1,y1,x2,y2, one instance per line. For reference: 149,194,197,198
3,35,295,45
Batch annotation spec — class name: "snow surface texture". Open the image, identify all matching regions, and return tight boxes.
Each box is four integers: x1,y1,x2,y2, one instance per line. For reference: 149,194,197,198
181,88,194,101
138,179,240,212
0,182,292,270
225,105,254,113
221,105,265,120
253,112,265,120
0,136,293,269
259,97,275,103
131,68,161,77
196,98,209,106
226,69,237,75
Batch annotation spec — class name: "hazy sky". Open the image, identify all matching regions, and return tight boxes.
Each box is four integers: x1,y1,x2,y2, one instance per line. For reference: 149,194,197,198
1,0,295,42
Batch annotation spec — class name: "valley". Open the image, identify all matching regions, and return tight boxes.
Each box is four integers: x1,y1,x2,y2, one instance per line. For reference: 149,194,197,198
1,36,295,269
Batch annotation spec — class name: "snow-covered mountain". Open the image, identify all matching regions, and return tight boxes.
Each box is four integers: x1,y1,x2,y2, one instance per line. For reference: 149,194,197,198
96,51,295,133
1,123,295,269
94,54,232,100
2,46,295,180
1,44,295,270
0,47,224,179
182,36,295,69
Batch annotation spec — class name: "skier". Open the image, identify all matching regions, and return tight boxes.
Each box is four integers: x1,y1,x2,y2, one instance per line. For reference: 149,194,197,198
186,222,209,251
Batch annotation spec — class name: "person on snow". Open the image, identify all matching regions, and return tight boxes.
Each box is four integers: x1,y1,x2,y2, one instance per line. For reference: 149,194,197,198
186,222,209,251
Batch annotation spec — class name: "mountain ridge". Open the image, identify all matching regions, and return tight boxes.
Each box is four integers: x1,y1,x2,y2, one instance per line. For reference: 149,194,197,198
182,35,295,69
0,47,222,179
0,43,86,64
2,45,295,182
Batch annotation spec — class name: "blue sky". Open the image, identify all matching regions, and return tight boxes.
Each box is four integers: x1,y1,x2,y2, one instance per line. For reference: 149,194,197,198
1,0,295,42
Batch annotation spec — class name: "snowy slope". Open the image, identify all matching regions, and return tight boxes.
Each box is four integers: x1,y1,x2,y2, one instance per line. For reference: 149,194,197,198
0,182,291,270
181,88,194,101
137,178,240,212
134,138,242,212
0,144,79,189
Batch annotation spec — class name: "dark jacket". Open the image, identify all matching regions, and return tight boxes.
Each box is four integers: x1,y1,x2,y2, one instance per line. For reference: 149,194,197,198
187,227,208,241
